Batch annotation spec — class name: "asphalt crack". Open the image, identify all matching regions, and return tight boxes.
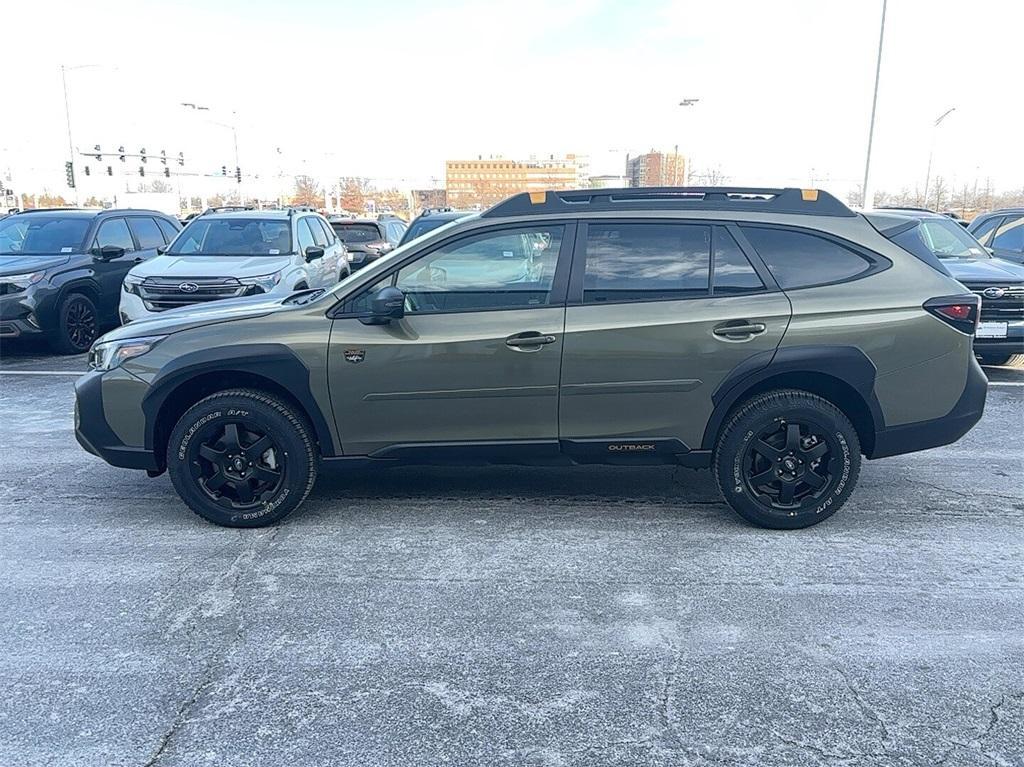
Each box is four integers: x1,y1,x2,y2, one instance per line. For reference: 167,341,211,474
139,526,282,766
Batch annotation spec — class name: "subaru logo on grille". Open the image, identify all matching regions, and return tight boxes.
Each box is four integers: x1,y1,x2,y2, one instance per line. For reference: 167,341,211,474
982,287,1006,299
178,282,200,293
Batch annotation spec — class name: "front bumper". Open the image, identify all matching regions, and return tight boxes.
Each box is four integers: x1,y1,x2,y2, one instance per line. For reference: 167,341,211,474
74,370,159,471
869,355,987,459
0,293,47,338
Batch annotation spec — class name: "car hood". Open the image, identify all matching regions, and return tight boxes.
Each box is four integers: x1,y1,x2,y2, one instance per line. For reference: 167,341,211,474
97,293,292,343
0,254,72,274
128,254,294,278
944,257,1024,284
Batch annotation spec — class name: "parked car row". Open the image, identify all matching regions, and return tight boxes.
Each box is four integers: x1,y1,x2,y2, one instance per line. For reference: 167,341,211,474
0,206,365,352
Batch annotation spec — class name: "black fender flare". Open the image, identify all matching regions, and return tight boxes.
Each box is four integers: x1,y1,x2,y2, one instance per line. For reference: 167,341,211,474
701,345,886,451
140,343,337,456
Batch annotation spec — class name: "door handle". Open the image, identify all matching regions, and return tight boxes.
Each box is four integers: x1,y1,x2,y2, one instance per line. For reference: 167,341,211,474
713,322,767,340
505,331,557,350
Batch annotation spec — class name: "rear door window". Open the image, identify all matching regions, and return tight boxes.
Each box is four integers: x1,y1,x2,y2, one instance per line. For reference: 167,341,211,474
740,226,873,289
582,222,710,303
127,217,165,250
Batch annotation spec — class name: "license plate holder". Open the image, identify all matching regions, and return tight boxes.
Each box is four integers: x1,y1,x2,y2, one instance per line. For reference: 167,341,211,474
976,321,1008,339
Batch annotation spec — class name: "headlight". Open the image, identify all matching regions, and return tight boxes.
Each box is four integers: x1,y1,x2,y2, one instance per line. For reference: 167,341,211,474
123,273,144,295
238,271,282,294
0,271,45,291
89,335,166,371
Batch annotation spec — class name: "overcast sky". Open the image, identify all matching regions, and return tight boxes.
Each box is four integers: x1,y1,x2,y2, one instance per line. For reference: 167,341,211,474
2,0,1020,200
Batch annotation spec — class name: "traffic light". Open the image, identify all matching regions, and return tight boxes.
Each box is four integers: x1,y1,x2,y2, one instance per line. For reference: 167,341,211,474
140,148,147,163
84,166,91,177
106,166,113,176
221,165,227,176
163,167,170,178
65,161,75,189
93,144,102,161
235,166,241,183
118,146,125,162
178,152,185,167
139,166,145,177
160,150,167,165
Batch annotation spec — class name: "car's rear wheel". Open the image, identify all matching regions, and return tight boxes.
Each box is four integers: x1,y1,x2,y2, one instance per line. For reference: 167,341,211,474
50,293,98,355
166,389,318,527
713,389,861,529
978,353,1024,368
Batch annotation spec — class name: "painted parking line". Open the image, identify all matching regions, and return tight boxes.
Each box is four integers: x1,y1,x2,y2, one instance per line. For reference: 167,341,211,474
0,370,84,376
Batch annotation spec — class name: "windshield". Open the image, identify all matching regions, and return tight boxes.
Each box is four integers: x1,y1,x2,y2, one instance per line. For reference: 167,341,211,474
167,219,292,256
331,223,381,243
0,215,90,255
918,218,989,259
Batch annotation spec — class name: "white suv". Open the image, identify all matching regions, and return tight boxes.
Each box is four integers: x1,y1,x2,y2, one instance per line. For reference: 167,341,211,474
119,209,348,323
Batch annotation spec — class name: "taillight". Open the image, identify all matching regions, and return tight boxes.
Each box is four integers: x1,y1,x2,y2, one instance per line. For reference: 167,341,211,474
924,294,981,335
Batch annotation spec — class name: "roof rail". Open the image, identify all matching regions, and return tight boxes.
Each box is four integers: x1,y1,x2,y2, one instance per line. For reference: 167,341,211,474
481,187,855,219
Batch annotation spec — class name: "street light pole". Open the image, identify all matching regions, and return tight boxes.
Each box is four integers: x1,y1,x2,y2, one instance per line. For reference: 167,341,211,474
676,98,700,186
861,0,887,209
923,107,956,208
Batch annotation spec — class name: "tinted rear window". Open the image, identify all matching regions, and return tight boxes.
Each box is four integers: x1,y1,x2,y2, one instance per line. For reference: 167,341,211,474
332,223,381,243
741,227,873,289
583,223,710,303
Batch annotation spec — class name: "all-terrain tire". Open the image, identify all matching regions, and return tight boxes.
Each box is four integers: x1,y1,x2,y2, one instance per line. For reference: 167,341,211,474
166,389,318,527
713,389,861,529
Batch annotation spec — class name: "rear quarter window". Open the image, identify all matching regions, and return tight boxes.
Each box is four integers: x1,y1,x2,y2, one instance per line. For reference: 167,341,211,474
740,226,876,290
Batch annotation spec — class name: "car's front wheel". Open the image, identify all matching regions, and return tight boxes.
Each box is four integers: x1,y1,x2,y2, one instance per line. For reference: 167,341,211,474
713,389,861,529
166,389,318,527
50,292,98,355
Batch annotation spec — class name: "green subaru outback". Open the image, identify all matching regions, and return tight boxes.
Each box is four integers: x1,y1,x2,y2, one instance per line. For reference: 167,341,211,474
74,188,987,529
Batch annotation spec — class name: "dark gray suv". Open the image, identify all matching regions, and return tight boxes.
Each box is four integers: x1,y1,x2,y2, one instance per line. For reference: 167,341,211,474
0,208,180,353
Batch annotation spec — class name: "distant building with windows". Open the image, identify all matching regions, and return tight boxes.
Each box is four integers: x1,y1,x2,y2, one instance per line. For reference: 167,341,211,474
445,154,587,208
625,150,686,188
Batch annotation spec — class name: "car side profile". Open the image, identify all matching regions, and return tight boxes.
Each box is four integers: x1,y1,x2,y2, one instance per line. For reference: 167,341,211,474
0,208,180,353
75,187,987,530
119,209,348,323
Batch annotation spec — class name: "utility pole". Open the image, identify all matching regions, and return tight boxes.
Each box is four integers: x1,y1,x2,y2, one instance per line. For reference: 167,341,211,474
676,98,699,186
861,0,887,210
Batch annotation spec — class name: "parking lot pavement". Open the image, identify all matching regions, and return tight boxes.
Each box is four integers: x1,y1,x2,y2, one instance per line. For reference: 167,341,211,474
0,357,1022,767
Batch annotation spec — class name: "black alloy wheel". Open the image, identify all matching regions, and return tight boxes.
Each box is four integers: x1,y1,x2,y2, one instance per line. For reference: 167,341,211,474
714,389,861,529
190,421,285,510
52,293,99,354
742,420,837,510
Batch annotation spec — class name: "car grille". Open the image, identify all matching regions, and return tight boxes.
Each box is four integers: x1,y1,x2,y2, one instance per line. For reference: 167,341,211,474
964,284,1024,322
138,276,248,312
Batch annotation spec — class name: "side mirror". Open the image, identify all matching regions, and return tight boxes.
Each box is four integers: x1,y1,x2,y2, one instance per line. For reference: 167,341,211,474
361,286,405,325
305,245,325,261
92,245,126,261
